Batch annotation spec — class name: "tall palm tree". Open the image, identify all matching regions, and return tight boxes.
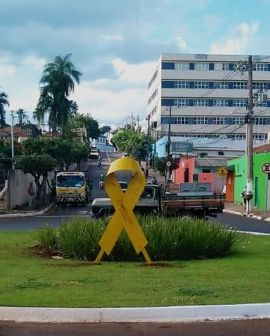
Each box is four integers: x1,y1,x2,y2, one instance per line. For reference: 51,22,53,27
36,54,81,134
0,92,9,128
16,108,28,127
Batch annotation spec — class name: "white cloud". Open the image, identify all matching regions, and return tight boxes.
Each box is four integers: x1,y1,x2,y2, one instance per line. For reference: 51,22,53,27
209,21,259,54
72,58,157,125
175,36,187,51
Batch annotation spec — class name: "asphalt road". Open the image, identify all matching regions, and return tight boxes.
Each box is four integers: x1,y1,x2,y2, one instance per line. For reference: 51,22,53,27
1,152,270,234
1,320,270,336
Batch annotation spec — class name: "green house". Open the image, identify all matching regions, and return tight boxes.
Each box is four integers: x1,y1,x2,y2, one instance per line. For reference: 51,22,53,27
228,151,270,210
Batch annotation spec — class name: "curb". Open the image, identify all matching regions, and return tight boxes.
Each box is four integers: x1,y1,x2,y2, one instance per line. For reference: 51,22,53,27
223,209,263,220
0,304,270,323
0,204,54,218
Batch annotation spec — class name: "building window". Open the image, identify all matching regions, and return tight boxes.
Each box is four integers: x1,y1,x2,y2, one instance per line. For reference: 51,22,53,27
253,82,268,90
194,62,209,70
175,62,190,70
174,81,189,88
177,117,189,124
218,151,224,156
174,99,189,107
222,63,230,70
214,63,223,71
213,117,225,124
253,63,268,71
233,82,247,89
214,82,229,89
213,99,228,106
194,81,209,89
232,99,246,107
193,99,209,106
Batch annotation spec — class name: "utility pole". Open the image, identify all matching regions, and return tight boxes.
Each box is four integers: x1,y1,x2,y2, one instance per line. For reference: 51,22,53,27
237,55,254,216
246,55,254,216
145,114,150,178
165,106,172,191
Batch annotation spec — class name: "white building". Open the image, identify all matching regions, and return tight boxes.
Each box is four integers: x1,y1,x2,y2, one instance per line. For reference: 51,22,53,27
147,54,270,142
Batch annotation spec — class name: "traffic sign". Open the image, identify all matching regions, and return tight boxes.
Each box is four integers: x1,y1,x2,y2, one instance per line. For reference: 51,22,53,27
166,161,172,167
216,167,228,177
262,163,270,174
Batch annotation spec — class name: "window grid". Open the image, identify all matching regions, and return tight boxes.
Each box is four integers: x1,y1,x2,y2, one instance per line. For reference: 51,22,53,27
253,63,268,71
213,99,229,107
194,62,209,70
232,99,246,107
174,99,189,107
194,81,209,89
193,99,209,106
174,81,189,88
175,62,190,70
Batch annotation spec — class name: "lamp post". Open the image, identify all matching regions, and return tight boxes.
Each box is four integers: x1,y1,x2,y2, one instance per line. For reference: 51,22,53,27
10,111,15,170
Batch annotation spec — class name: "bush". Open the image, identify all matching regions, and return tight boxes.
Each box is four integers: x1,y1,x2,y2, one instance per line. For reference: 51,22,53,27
37,216,239,261
37,225,58,252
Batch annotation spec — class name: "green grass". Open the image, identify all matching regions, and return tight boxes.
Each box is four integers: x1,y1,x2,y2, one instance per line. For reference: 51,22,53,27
0,230,269,307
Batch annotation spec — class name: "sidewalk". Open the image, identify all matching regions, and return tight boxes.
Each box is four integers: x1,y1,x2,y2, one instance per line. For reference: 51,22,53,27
224,202,270,220
0,204,53,218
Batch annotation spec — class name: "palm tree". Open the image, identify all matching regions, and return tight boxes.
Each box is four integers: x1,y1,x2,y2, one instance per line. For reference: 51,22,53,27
16,108,28,127
0,92,9,128
36,54,81,134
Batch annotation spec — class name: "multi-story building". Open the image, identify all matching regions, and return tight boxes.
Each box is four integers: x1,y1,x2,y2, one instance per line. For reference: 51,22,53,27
147,53,270,142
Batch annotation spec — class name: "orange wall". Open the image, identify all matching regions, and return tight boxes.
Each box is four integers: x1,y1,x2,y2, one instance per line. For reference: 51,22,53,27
174,157,195,184
198,173,216,191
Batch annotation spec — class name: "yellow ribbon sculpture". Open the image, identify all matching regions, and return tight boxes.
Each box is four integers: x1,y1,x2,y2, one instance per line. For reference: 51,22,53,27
95,157,152,264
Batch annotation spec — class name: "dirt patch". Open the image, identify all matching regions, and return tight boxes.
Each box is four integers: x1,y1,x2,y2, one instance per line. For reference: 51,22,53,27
31,244,64,259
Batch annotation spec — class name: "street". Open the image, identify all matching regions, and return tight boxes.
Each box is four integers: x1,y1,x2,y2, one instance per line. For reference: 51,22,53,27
1,320,270,336
1,152,270,234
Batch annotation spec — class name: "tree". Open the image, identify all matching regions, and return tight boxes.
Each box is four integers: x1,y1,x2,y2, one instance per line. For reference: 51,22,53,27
15,108,28,127
0,92,9,128
22,136,88,170
65,114,100,139
111,127,151,161
16,154,56,208
35,54,82,133
99,125,111,135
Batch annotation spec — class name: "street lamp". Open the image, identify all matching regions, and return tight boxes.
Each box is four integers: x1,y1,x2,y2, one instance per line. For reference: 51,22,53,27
10,111,15,170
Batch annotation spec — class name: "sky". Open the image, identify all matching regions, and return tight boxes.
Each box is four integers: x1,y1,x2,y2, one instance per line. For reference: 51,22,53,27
2,0,270,127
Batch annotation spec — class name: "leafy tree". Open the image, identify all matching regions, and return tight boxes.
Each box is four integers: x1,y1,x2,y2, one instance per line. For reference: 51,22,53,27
111,127,151,161
99,125,111,135
16,154,56,208
22,136,88,170
0,140,22,158
35,54,82,133
0,92,9,128
65,114,100,139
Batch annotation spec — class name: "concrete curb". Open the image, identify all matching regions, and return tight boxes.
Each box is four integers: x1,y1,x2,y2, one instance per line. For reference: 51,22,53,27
0,304,270,323
223,209,263,220
0,204,54,218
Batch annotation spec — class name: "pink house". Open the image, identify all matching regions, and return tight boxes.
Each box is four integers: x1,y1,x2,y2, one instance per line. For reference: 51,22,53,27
173,157,227,193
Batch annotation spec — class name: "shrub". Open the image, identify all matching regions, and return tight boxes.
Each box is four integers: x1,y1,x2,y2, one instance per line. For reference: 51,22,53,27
58,218,106,260
36,225,58,252
37,216,239,261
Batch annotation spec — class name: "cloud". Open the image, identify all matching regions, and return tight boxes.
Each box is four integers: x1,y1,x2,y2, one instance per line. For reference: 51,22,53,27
72,58,157,125
209,21,259,54
175,36,187,51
